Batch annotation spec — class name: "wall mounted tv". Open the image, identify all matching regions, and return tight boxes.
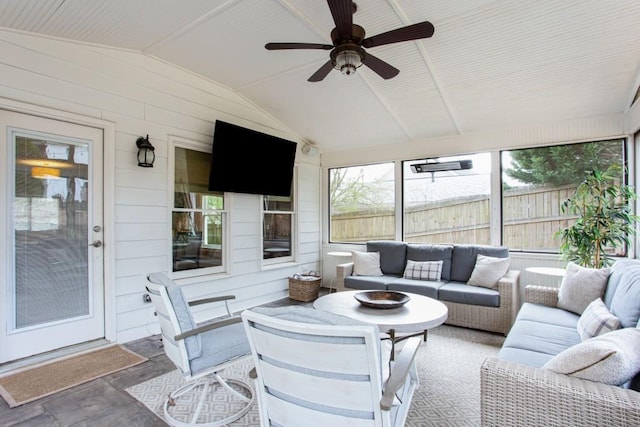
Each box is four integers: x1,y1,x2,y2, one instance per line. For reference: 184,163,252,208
208,120,297,197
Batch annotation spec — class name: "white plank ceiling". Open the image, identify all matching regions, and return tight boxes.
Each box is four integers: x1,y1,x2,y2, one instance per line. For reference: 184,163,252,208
1,0,639,154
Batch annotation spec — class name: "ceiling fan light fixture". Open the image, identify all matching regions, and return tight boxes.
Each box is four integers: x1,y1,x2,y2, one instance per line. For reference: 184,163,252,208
334,49,362,76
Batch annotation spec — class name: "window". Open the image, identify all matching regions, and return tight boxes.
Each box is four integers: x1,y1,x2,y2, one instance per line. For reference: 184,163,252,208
263,194,294,263
501,139,626,252
329,163,395,243
172,146,225,274
403,153,491,244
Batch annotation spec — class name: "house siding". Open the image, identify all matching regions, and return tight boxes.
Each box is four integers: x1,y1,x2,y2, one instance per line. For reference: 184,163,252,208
0,29,321,345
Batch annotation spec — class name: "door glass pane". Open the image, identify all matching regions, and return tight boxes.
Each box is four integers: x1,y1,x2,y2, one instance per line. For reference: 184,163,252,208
13,134,90,329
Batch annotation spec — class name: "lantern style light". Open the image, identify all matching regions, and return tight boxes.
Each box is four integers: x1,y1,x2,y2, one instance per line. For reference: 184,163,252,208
136,135,155,168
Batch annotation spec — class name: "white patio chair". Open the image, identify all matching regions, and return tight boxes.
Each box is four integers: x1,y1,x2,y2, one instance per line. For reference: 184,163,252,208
241,306,421,427
145,272,254,427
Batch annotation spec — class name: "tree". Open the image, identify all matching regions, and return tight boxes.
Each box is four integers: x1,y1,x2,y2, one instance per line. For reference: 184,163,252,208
505,140,622,186
329,167,392,214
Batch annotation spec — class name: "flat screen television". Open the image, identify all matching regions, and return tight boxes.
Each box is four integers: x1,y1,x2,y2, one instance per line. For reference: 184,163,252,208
208,120,297,197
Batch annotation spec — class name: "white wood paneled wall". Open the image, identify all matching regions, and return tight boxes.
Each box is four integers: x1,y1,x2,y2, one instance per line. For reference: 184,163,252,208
0,29,321,344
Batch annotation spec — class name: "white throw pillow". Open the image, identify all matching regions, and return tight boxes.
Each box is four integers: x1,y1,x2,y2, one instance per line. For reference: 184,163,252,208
577,298,621,341
404,260,443,281
557,262,610,315
466,254,510,289
542,328,640,386
351,251,383,276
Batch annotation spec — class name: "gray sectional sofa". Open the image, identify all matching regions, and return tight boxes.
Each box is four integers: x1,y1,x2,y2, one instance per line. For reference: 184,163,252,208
336,240,520,335
481,258,640,426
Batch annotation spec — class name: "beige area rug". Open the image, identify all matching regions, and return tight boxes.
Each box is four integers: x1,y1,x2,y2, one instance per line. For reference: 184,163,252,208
0,345,147,408
127,325,504,426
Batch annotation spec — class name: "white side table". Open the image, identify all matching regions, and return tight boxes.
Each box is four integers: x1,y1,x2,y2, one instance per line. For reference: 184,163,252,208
326,251,352,292
525,267,566,278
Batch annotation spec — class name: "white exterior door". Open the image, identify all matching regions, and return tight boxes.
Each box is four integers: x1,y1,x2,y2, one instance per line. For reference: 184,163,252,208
0,110,104,363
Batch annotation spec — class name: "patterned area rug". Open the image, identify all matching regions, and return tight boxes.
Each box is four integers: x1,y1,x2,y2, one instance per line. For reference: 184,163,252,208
126,325,504,426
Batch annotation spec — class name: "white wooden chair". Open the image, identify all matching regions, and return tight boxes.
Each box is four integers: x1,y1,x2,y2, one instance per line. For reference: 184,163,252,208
241,306,421,427
146,272,254,427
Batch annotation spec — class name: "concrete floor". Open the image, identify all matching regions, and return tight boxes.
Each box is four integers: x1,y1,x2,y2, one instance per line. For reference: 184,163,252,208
0,292,320,426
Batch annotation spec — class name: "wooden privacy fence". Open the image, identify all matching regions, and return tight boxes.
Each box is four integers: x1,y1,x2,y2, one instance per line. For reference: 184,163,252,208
330,185,576,249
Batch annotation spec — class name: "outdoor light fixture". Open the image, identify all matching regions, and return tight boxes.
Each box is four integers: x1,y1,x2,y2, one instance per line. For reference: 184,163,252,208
411,159,473,173
136,135,155,168
331,45,364,76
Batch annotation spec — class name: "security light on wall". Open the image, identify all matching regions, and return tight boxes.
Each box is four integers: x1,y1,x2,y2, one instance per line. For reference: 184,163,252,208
410,159,473,173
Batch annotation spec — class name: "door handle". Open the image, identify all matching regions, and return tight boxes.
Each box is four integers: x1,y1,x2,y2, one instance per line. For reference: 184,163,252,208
89,240,102,248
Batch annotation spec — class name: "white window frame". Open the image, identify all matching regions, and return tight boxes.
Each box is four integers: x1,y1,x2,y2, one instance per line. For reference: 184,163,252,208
262,171,296,267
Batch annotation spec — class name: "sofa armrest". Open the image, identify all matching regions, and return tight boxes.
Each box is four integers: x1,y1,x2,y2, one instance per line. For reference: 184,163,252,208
524,285,559,307
336,262,354,292
497,269,520,322
481,357,640,426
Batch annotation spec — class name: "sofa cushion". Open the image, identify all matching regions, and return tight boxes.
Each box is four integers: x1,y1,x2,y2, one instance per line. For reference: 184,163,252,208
406,244,453,281
500,319,581,365
344,275,398,291
577,298,621,341
497,346,555,368
403,260,443,281
450,245,509,283
367,241,407,275
515,302,580,330
557,262,610,315
466,254,510,289
605,259,640,328
387,278,446,299
542,328,640,386
438,282,500,308
352,251,383,276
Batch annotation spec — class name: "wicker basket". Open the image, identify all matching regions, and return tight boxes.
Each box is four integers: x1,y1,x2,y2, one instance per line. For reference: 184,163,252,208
288,272,322,302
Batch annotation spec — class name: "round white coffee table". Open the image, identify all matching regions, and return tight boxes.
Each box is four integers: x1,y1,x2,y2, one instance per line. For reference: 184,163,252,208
314,290,448,358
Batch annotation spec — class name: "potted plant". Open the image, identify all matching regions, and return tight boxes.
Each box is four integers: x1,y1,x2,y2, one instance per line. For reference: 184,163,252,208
556,166,639,268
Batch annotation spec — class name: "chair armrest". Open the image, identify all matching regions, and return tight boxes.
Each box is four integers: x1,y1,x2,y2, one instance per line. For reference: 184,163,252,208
524,285,559,307
188,294,237,317
174,315,242,341
188,295,236,306
380,336,421,410
481,357,640,426
336,262,354,291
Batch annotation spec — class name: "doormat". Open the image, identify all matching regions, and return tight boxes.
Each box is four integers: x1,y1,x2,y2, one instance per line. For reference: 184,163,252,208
0,345,147,408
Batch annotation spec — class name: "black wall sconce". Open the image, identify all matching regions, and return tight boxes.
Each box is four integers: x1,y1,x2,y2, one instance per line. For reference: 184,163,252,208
136,135,155,168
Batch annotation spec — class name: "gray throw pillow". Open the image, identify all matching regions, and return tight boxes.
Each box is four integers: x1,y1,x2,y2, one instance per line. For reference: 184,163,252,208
577,298,621,341
351,251,383,276
542,328,640,386
557,262,610,315
466,254,510,290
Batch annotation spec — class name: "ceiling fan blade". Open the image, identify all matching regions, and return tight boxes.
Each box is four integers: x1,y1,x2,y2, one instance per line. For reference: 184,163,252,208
327,0,353,39
265,42,333,50
308,60,334,82
362,21,434,48
362,53,399,80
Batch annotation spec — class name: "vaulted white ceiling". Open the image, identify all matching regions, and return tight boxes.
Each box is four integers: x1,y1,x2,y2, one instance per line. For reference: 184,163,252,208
1,0,639,154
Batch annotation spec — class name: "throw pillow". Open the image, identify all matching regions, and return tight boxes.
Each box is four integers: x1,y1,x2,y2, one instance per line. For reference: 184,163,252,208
577,298,621,341
542,328,640,386
352,251,383,276
403,260,444,281
557,262,610,315
466,254,510,289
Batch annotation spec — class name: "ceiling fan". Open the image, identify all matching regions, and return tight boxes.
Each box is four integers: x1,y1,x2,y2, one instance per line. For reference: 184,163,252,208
265,0,434,82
